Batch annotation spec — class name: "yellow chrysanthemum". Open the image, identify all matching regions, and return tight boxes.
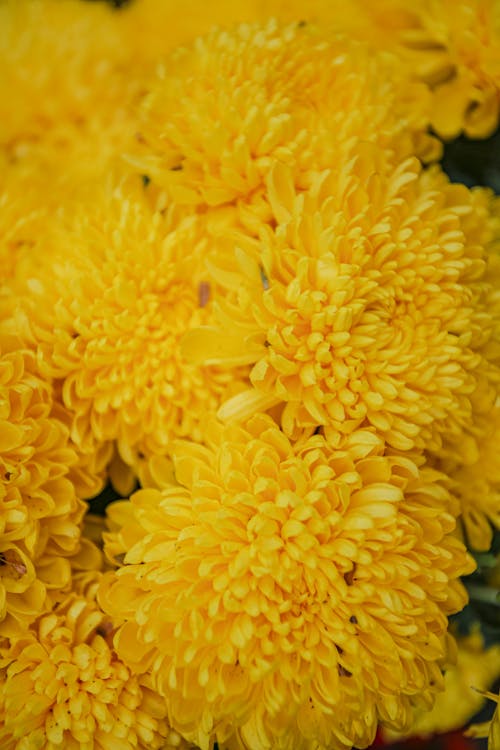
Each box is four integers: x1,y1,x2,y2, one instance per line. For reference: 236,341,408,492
440,407,500,550
130,21,438,210
183,156,500,460
0,324,89,637
387,629,500,739
340,0,500,139
14,178,246,471
0,0,140,190
0,289,113,503
0,576,186,750
114,0,262,72
430,194,500,549
0,164,46,283
0,0,151,288
99,413,472,750
114,0,361,70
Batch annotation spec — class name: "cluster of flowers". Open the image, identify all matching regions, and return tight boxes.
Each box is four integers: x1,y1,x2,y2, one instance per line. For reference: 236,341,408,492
2,0,500,748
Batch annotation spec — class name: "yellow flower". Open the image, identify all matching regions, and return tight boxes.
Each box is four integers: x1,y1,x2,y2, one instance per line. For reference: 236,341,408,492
439,407,500,550
130,21,438,209
0,576,186,750
0,289,113,503
429,190,500,549
114,0,263,72
99,414,472,750
183,157,500,458
0,324,89,637
112,0,372,74
15,178,246,468
342,0,500,139
387,629,500,739
0,163,45,283
0,0,141,190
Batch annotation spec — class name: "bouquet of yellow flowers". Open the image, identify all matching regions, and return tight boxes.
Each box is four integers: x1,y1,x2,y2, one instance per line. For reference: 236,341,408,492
2,1,500,748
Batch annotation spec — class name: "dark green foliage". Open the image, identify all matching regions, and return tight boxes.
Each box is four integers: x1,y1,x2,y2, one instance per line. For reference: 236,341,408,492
441,127,500,193
87,482,124,515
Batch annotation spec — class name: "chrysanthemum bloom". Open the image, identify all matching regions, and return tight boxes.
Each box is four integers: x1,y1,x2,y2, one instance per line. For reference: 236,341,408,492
0,577,186,750
114,0,263,73
439,407,500,550
114,0,363,71
183,156,500,460
0,0,141,192
99,413,472,750
0,164,46,283
428,191,500,549
47,368,113,504
386,629,500,739
0,324,89,637
339,0,500,139
16,179,247,472
0,287,113,502
130,20,438,211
